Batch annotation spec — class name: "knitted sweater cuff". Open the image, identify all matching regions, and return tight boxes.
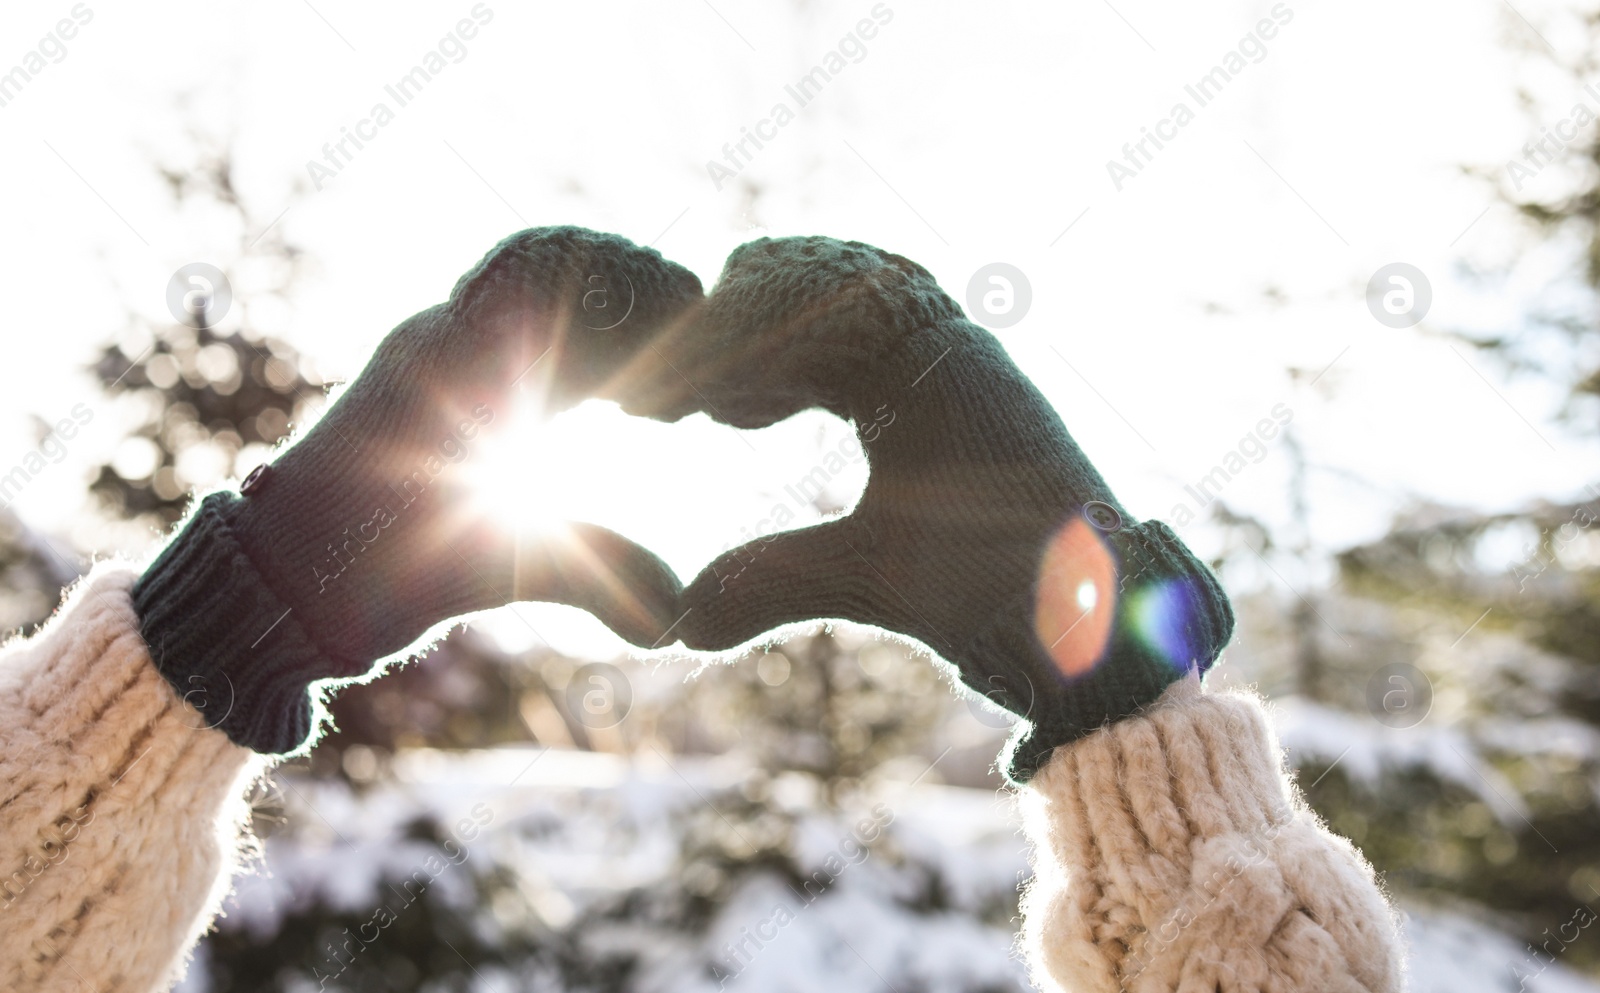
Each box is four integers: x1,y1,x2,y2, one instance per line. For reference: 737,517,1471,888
0,563,262,991
132,491,360,755
1019,680,1405,992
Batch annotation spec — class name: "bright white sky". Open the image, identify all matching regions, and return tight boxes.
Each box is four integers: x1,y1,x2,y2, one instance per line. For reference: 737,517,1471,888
0,0,1595,659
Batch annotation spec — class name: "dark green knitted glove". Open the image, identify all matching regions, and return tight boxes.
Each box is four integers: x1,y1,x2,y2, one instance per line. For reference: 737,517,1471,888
616,236,1233,783
133,226,703,754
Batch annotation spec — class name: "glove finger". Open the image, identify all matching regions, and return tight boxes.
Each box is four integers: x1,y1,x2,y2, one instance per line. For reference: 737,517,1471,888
513,522,685,649
677,519,919,651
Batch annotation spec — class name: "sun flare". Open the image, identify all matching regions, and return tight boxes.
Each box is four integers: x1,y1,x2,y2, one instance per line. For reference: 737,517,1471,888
463,389,571,536
461,390,655,544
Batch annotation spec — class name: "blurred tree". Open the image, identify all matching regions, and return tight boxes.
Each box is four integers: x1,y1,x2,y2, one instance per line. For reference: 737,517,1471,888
1331,500,1600,937
1206,9,1600,970
89,324,311,526
87,134,318,530
1468,8,1600,425
675,630,954,806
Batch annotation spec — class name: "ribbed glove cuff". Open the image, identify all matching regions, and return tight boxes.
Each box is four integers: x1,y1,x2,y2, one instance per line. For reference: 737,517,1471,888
131,492,364,755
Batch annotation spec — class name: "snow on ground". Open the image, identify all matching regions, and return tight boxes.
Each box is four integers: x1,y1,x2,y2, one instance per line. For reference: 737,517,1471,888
1270,694,1532,823
194,747,1600,992
1403,905,1600,993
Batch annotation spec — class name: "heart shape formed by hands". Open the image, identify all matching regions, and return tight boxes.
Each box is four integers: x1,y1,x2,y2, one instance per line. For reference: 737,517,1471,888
137,226,1232,780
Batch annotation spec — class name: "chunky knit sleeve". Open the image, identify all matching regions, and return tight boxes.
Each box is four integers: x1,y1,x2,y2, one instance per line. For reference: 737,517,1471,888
0,563,264,993
1018,676,1405,992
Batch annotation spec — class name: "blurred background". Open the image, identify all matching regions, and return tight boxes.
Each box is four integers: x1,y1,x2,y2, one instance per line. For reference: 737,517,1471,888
1,0,1599,989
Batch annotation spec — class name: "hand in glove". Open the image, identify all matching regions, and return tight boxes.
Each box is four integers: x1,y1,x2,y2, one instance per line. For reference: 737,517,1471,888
134,226,703,753
619,236,1232,782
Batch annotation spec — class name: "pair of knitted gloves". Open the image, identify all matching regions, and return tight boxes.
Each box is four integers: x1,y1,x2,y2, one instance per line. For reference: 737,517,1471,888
133,227,1233,783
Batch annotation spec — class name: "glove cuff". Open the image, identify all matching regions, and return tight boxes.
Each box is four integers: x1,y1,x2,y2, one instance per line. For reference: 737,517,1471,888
999,519,1235,784
132,492,365,755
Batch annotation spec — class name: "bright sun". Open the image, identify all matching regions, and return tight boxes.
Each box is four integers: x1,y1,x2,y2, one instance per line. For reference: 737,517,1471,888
461,387,664,546
463,387,574,536
458,389,678,661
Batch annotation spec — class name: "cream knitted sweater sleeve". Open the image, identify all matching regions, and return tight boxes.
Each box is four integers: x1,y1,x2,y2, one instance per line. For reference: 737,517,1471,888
1020,675,1406,992
0,564,1404,992
0,563,263,993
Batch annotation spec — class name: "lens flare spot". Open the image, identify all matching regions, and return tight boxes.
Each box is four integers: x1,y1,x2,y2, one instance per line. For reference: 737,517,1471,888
1034,517,1117,678
1130,579,1200,672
